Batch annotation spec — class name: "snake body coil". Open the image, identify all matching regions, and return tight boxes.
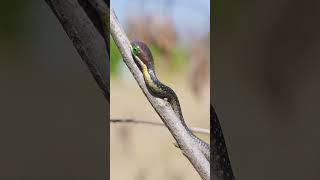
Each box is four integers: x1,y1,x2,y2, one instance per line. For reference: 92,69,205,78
130,40,210,160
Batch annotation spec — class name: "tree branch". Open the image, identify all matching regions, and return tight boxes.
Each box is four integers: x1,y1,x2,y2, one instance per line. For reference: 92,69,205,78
110,7,210,180
45,1,210,178
110,119,210,135
45,0,110,102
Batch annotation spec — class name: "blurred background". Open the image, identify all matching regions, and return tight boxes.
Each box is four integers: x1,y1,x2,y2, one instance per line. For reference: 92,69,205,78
110,0,210,180
0,1,107,179
214,0,320,179
4,0,320,180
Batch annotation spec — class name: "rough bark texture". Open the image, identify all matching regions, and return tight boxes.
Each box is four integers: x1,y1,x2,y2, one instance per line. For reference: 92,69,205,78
45,0,109,102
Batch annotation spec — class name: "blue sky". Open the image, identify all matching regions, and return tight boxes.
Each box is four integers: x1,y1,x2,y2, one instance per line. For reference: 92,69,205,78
111,0,210,42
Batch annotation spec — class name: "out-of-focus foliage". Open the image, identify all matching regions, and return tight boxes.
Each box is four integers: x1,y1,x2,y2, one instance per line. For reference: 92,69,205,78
170,46,187,70
110,38,121,74
110,6,188,76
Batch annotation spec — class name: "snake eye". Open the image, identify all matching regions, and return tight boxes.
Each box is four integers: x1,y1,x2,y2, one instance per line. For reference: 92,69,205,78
132,45,141,55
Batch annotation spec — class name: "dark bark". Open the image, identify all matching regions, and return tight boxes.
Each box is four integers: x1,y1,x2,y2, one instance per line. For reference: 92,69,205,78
45,0,110,102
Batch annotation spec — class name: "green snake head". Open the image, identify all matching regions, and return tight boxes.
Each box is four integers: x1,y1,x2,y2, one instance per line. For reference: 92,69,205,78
131,40,154,71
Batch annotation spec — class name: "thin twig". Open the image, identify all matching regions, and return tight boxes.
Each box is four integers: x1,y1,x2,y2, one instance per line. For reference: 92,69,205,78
110,7,210,180
110,119,210,135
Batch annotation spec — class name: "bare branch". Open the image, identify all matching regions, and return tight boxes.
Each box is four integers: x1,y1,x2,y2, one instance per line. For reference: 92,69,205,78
45,0,109,102
110,119,210,135
110,7,210,180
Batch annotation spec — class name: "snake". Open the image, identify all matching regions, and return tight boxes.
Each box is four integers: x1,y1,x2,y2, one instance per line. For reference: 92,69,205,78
130,40,210,160
130,40,235,180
